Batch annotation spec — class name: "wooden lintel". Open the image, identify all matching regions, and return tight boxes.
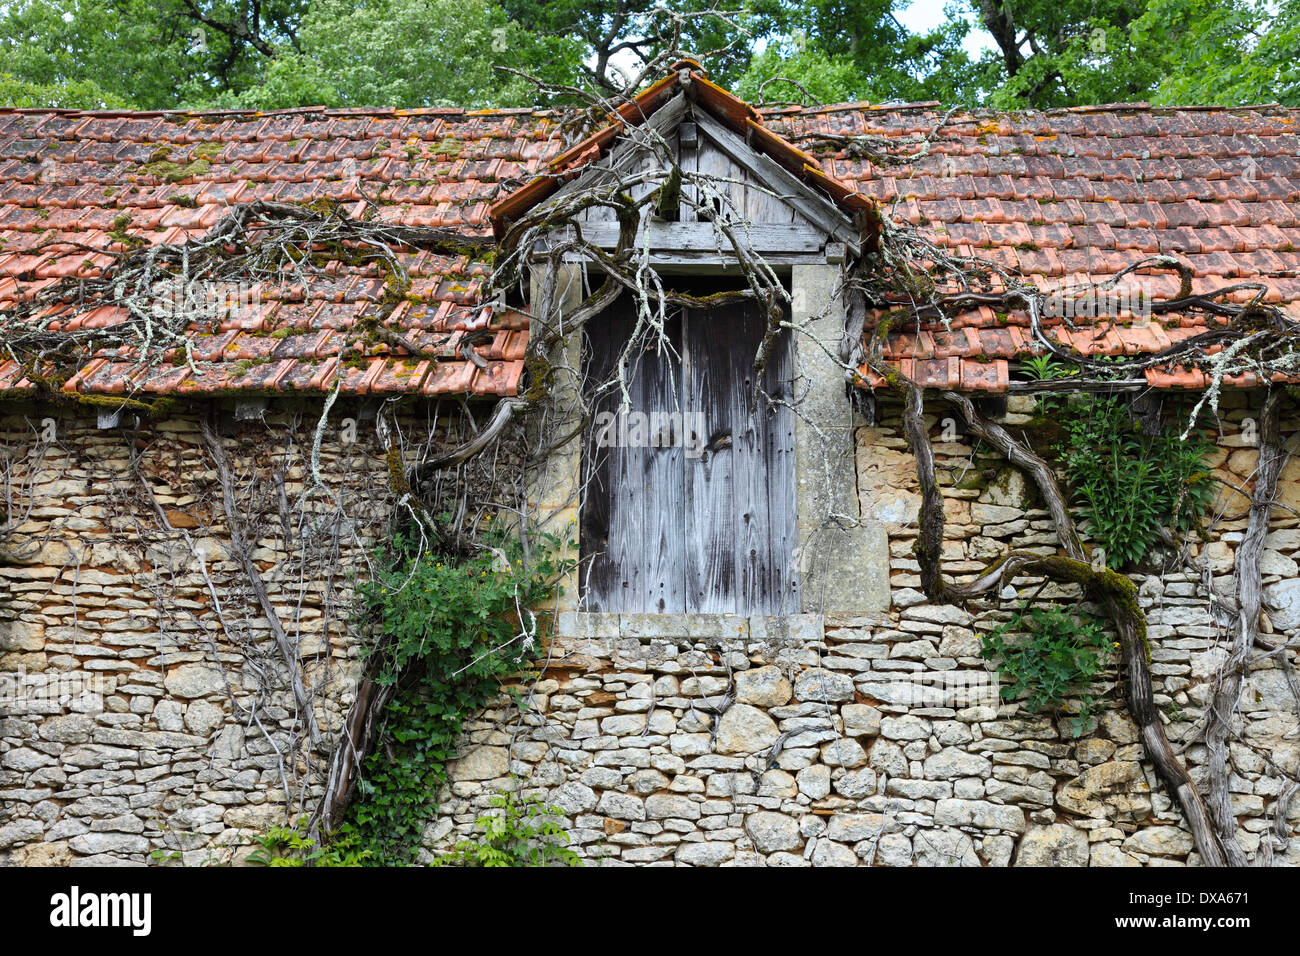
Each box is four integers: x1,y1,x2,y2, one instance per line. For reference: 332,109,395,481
559,220,824,255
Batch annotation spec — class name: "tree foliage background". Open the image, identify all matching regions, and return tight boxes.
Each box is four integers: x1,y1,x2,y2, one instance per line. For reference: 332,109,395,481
0,0,1295,110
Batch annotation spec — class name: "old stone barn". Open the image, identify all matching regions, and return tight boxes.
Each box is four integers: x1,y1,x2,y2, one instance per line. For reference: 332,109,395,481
1,62,1298,867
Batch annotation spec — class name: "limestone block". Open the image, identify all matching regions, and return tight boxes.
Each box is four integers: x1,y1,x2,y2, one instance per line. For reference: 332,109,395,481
733,665,792,707
447,746,508,781
793,668,854,703
745,811,803,853
714,704,779,755
675,841,735,866
1014,825,1089,866
162,663,225,699
798,522,890,615
1122,826,1193,857
913,827,980,867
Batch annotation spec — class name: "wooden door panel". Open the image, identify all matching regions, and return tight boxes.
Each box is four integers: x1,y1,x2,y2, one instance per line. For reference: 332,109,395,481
581,302,687,612
683,306,739,613
582,289,796,615
720,305,771,613
762,320,797,613
637,315,687,613
579,303,628,610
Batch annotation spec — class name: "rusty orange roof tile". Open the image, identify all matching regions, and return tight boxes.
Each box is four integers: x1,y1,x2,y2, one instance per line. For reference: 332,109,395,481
0,65,1295,401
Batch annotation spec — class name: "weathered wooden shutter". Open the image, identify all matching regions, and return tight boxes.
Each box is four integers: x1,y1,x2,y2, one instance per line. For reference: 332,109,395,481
581,289,796,614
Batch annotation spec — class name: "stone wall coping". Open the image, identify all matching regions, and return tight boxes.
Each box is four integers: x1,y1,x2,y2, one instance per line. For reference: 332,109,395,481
556,611,826,643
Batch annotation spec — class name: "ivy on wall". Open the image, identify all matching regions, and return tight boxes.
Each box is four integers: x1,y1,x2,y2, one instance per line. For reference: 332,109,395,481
334,526,575,865
980,602,1114,737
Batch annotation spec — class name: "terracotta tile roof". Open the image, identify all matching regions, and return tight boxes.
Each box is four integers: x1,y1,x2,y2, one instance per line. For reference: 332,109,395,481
761,101,1300,391
0,104,557,399
0,69,1296,400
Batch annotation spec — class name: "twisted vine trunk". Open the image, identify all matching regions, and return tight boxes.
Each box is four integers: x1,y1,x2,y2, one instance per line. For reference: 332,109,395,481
944,393,1228,866
318,677,396,833
200,412,323,751
1204,392,1283,866
861,305,1229,864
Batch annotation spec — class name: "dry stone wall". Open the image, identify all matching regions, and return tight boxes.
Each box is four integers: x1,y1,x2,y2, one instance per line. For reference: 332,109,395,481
426,389,1300,867
0,402,404,865
2,387,1298,867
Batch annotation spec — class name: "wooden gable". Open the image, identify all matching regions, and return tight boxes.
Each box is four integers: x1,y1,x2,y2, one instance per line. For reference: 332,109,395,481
533,90,860,270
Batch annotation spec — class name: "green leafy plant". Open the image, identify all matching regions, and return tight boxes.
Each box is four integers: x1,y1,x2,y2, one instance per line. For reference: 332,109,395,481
1054,396,1214,567
432,790,582,867
1019,353,1078,382
247,817,370,867
980,602,1114,736
339,525,575,865
1021,354,1079,416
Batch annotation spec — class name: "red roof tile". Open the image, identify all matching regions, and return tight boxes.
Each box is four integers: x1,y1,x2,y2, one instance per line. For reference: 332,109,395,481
797,102,1299,392
0,69,1296,401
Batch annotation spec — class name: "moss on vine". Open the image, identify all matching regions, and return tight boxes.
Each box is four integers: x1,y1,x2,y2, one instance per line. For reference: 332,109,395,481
60,392,175,417
386,445,411,498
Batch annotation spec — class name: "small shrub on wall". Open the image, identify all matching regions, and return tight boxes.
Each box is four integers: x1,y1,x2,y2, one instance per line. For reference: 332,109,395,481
432,790,582,867
247,818,371,867
340,525,575,865
980,602,1114,736
1054,395,1214,568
